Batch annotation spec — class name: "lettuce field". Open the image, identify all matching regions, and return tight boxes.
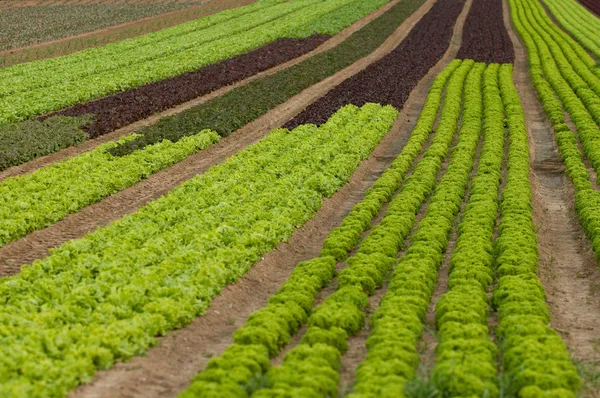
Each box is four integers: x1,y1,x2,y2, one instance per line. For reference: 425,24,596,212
1,0,600,397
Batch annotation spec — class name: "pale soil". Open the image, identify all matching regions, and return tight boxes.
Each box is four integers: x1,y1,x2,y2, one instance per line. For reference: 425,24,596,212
503,1,600,395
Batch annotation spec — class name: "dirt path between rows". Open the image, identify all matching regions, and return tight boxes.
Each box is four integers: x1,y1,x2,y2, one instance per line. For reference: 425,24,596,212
0,0,403,183
503,0,600,378
0,0,256,67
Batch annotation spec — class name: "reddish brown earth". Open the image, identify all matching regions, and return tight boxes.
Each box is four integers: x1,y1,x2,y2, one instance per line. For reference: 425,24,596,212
284,0,466,128
43,35,330,139
0,0,256,67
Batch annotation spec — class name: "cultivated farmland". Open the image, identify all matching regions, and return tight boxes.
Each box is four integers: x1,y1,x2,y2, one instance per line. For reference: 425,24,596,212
1,0,600,397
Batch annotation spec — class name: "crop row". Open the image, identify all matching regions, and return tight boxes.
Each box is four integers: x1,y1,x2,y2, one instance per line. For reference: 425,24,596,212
0,116,90,171
429,62,498,396
0,103,398,397
508,0,600,262
42,0,391,140
0,129,220,248
509,0,600,176
1,0,396,171
265,59,472,397
0,0,387,123
108,0,425,156
456,0,514,64
285,0,465,127
179,59,464,398
0,0,208,52
348,59,477,397
542,0,600,59
493,65,581,396
258,58,472,397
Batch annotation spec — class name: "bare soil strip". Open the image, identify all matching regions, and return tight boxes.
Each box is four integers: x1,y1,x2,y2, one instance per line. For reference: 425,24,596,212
0,0,256,67
0,0,403,183
503,0,600,368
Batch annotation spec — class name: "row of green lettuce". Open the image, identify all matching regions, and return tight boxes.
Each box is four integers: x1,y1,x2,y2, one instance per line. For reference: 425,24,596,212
0,0,423,249
0,0,390,123
494,65,581,396
257,60,475,398
508,0,600,177
0,129,220,248
508,0,600,262
429,62,497,396
0,103,398,398
0,116,90,171
541,0,600,59
177,58,468,398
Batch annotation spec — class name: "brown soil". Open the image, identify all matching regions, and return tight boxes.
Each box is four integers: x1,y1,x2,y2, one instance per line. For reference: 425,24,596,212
503,0,600,374
0,0,256,67
0,0,402,183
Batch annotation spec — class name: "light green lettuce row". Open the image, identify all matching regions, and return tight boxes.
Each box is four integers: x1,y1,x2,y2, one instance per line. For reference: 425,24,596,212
509,0,600,265
176,61,460,398
0,0,389,124
509,0,600,177
519,0,600,103
247,60,473,398
321,59,462,261
347,60,481,398
0,103,397,398
542,0,600,59
493,64,581,397
0,130,220,248
429,62,501,397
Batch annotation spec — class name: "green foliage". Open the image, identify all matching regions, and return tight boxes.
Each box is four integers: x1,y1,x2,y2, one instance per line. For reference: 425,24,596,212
541,0,600,60
0,104,397,398
321,60,461,261
348,60,477,397
0,115,90,171
248,61,471,398
0,0,390,124
0,1,208,52
0,130,220,248
492,64,581,396
508,0,600,179
430,62,500,398
109,0,425,156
